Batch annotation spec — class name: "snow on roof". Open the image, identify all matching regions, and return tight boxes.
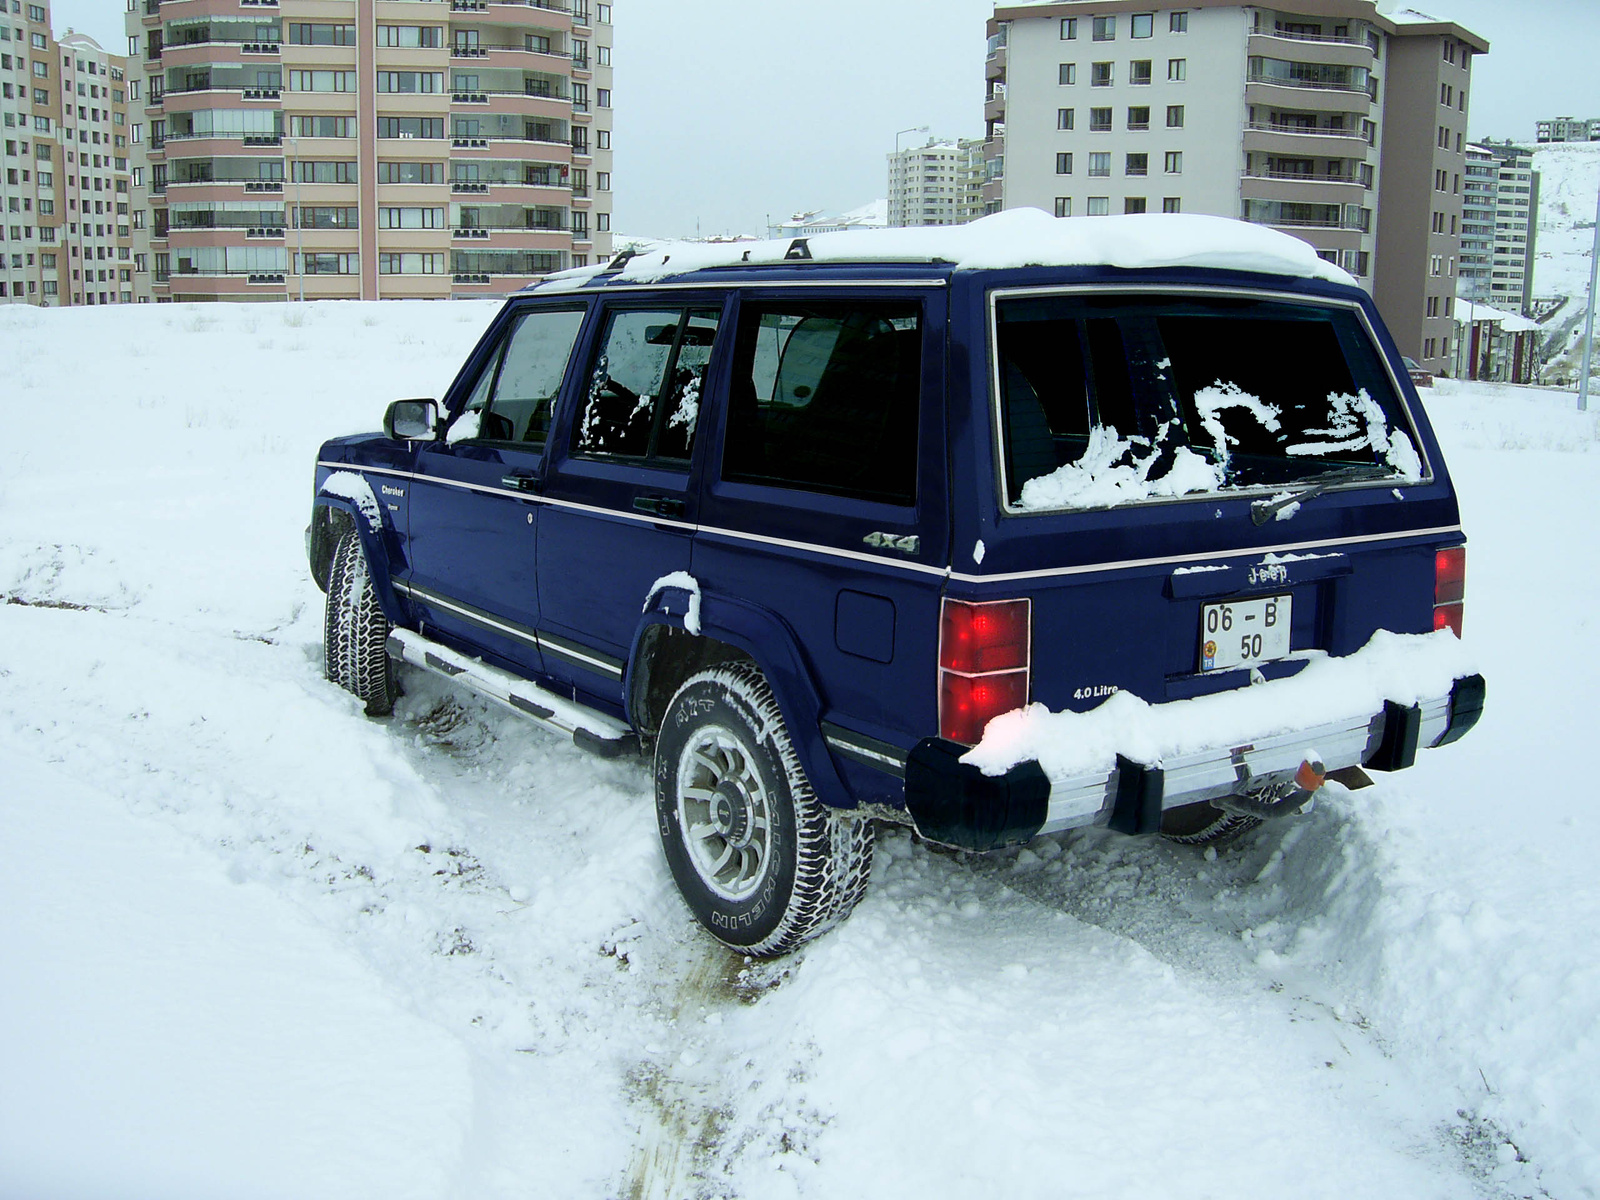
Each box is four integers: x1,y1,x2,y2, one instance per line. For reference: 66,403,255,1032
1455,300,1542,332
533,209,1356,292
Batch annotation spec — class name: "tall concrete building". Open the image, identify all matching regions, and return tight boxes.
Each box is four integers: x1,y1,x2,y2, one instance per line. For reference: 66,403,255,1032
1458,141,1537,316
982,1,1487,376
124,0,613,302
2,1,135,307
886,136,985,227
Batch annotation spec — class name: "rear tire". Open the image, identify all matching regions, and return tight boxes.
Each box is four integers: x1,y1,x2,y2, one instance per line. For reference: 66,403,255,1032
654,662,874,957
323,529,399,717
1159,800,1261,846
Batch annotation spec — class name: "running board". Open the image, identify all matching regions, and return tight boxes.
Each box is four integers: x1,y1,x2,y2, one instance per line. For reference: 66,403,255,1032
386,628,641,759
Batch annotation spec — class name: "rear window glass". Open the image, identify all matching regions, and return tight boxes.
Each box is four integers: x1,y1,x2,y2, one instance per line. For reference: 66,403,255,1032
996,293,1422,510
723,302,921,505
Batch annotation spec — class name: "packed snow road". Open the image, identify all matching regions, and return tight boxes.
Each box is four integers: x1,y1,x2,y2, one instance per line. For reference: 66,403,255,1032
2,303,1595,1199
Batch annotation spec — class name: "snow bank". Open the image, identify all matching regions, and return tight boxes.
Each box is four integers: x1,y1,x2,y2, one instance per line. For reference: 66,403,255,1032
963,630,1474,778
536,208,1356,289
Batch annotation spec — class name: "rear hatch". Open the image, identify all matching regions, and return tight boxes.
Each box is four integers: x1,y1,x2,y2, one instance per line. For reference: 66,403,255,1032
943,274,1462,731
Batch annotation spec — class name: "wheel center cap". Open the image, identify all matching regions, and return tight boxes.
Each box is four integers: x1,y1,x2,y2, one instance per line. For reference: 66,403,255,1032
711,781,753,848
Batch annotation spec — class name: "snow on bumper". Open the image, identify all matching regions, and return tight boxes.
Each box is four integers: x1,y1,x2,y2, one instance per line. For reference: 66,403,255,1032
905,632,1483,849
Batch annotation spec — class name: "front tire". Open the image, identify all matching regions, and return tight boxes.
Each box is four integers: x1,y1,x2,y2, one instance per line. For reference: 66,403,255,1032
654,663,873,957
323,529,399,717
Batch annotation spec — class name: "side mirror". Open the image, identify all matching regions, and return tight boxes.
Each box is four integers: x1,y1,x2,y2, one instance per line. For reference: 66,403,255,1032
384,398,439,441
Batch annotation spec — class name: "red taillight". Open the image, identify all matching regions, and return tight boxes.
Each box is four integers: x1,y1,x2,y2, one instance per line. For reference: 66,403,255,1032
1434,546,1466,637
939,598,1031,744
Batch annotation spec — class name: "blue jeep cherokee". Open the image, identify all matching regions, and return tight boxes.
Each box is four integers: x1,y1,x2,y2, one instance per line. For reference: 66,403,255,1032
310,211,1484,957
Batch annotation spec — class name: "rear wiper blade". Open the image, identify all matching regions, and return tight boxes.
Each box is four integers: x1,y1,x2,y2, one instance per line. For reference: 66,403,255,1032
1250,463,1395,526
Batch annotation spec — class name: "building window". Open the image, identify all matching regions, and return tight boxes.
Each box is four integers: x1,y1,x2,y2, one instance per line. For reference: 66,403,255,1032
375,71,443,94
1092,16,1115,41
597,45,611,66
1091,61,1112,86
1168,58,1187,81
1164,151,1182,173
377,25,442,48
1170,11,1189,33
1089,107,1112,132
1087,196,1109,216
1167,105,1185,128
1088,152,1110,176
596,130,610,150
597,171,611,190
297,252,359,275
1058,62,1076,85
289,23,356,46
1163,197,1181,213
1125,197,1147,214
1057,107,1074,130
1126,153,1147,176
289,70,357,93
1129,59,1152,85
597,3,611,22
1056,152,1073,174
377,206,445,229
379,252,445,275
1127,106,1149,130
1054,197,1071,217
1131,13,1153,38
597,88,610,107
1061,17,1077,39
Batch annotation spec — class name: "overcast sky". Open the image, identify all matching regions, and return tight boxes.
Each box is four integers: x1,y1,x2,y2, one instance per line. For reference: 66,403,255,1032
45,0,1600,239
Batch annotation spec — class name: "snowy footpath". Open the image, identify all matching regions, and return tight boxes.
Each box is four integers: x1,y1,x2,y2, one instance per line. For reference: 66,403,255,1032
1,303,1596,1199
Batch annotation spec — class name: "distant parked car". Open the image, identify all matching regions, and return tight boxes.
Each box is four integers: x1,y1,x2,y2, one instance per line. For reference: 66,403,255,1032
309,210,1485,957
1403,356,1435,387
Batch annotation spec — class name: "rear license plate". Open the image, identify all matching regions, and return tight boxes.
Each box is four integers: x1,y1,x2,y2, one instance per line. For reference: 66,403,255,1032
1200,594,1292,672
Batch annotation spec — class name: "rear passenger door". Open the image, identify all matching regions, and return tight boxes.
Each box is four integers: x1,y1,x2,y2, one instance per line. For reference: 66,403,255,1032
535,299,725,704
693,290,950,794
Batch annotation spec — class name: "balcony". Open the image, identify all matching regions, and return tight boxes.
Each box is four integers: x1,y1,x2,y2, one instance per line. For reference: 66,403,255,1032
1244,168,1360,184
1246,71,1368,94
1245,120,1365,140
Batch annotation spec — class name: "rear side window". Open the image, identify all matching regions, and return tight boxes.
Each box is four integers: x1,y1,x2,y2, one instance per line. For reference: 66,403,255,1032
996,293,1422,510
723,302,922,505
575,307,721,464
447,306,586,447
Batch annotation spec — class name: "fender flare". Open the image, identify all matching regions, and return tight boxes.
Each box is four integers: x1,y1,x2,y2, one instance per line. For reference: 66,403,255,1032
311,491,407,627
627,586,854,811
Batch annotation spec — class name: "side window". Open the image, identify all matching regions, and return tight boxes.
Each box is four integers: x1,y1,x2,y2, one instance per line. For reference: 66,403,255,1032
723,302,922,505
575,307,720,463
447,306,586,446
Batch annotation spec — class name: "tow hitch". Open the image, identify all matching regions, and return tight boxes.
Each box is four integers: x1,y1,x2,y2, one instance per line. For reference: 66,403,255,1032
1212,756,1326,821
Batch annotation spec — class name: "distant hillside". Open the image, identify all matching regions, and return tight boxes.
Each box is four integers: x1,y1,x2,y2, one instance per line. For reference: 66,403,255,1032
1529,142,1599,384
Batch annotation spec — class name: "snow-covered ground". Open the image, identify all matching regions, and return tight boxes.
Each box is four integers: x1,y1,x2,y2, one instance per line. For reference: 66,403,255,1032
2,302,1598,1200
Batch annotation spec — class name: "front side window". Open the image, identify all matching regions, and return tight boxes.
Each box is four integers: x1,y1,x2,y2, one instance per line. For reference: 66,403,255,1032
449,306,587,447
576,308,721,463
723,303,922,505
995,293,1421,510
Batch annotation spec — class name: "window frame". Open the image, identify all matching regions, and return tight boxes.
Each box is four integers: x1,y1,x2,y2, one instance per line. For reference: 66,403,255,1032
984,283,1433,516
445,302,591,451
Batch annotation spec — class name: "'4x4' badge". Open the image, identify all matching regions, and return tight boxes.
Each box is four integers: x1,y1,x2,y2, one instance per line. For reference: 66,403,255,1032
863,532,920,556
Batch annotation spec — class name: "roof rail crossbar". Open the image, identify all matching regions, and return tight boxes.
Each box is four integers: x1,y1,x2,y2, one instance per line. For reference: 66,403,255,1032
784,238,814,261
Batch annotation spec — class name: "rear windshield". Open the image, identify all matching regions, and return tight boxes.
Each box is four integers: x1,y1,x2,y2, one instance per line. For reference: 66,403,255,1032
995,292,1423,510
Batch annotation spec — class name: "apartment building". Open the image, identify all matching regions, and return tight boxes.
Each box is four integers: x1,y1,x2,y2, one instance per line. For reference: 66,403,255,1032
886,136,985,227
124,0,612,303
983,1,1488,376
1458,141,1537,316
1535,116,1600,144
2,1,134,307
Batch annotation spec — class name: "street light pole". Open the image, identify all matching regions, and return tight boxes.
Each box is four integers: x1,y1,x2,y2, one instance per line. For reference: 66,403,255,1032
1578,176,1600,412
895,124,930,154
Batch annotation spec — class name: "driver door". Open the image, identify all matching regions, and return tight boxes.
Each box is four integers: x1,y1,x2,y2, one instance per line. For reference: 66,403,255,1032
402,302,589,678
